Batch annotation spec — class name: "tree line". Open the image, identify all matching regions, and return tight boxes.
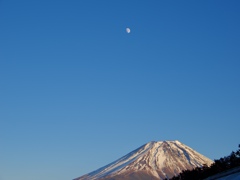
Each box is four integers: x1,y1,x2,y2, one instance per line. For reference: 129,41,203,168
165,144,240,180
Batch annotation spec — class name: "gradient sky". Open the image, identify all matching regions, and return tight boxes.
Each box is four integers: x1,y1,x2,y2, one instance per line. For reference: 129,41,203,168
0,1,240,180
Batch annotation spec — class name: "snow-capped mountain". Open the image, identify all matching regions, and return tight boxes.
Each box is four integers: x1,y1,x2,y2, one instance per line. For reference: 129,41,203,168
74,140,213,180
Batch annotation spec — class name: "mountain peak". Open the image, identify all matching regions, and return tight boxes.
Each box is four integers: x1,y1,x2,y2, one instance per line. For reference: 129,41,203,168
74,140,213,180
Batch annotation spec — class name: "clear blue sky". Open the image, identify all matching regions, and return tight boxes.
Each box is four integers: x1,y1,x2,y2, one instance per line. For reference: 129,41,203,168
0,1,240,180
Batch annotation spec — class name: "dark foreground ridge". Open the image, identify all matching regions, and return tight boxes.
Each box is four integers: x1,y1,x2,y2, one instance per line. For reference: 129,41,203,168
168,144,240,180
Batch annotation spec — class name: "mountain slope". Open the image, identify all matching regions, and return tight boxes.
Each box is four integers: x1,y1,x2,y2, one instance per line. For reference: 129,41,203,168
74,140,213,180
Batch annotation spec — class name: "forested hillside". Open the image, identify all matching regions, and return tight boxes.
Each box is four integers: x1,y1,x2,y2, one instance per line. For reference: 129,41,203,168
167,144,240,180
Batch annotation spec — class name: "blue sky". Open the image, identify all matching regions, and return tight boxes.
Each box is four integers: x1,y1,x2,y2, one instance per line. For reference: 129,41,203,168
0,0,240,180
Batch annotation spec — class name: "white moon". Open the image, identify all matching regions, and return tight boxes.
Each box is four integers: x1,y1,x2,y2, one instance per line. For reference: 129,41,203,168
126,27,131,33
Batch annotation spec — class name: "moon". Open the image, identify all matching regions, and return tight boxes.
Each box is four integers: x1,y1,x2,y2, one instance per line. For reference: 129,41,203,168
126,27,131,34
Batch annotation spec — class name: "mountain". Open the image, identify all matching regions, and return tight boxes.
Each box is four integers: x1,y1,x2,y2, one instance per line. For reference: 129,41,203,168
74,140,213,180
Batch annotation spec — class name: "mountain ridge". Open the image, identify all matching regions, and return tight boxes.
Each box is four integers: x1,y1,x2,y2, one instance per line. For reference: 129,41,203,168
74,140,213,180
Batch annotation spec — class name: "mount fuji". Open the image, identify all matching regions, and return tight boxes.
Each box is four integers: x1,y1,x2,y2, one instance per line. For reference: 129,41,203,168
74,140,213,180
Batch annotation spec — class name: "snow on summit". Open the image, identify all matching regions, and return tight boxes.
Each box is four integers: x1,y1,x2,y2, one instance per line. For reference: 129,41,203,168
74,140,213,180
